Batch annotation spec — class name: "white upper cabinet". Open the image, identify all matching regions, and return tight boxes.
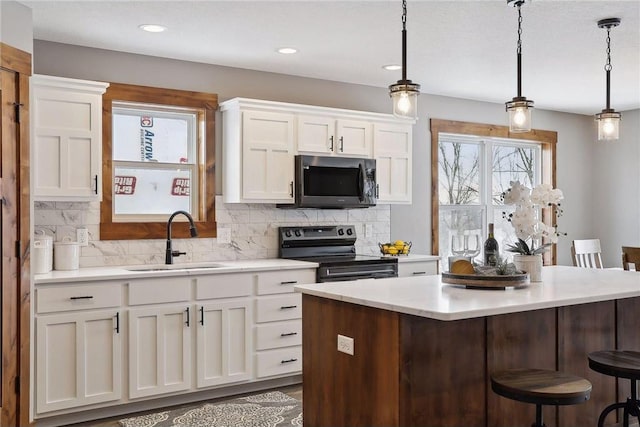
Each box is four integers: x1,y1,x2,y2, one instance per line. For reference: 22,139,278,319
221,98,414,204
31,75,109,201
373,122,413,204
298,115,371,157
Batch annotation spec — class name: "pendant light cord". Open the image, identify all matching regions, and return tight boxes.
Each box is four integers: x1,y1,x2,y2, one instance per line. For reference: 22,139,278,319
401,0,408,82
516,4,523,97
605,27,612,110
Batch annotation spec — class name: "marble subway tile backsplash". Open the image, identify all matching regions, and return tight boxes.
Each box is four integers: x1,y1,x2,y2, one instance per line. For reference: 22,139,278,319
34,196,391,268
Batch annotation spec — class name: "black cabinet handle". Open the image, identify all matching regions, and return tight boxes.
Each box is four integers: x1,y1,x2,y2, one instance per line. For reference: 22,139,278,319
94,175,98,194
281,358,298,364
185,307,190,327
289,181,294,198
280,305,297,310
329,136,334,151
70,296,94,300
376,183,380,198
115,312,120,334
412,271,427,275
339,136,344,152
280,281,297,285
199,306,204,326
280,332,298,337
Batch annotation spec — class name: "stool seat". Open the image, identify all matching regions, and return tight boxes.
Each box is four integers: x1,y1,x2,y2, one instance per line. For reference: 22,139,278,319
491,368,592,406
588,350,640,380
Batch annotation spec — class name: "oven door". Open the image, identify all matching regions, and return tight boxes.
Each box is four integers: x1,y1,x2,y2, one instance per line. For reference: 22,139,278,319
317,262,398,283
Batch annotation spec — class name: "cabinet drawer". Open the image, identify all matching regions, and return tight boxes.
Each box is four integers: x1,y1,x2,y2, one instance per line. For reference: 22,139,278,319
37,284,121,314
255,347,302,378
255,294,302,323
196,273,252,300
128,277,190,305
255,269,316,295
398,261,438,277
255,320,302,350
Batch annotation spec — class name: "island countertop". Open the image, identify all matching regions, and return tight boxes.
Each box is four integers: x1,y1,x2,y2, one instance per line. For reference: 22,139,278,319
294,265,640,321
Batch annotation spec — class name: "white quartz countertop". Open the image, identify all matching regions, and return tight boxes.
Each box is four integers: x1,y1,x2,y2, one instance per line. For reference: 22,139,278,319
294,266,640,321
35,258,319,284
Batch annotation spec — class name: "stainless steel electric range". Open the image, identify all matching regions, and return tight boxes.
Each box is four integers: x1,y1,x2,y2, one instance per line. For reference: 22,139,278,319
278,225,398,282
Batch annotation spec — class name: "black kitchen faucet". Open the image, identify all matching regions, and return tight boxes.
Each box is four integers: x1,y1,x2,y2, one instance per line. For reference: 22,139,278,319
165,210,198,264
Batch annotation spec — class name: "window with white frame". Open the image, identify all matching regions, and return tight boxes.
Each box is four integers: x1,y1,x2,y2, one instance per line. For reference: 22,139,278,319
111,102,201,222
438,133,542,268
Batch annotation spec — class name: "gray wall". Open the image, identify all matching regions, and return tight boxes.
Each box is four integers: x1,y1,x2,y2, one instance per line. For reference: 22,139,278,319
34,40,621,266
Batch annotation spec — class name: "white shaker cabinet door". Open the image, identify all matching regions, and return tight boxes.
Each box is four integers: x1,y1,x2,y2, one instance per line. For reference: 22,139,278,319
297,115,335,155
36,310,121,414
335,119,372,157
373,123,412,204
32,75,108,201
196,299,252,388
241,110,295,202
128,304,192,399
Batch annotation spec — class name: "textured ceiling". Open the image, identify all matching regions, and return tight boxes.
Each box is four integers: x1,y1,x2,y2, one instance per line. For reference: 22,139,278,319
21,0,640,115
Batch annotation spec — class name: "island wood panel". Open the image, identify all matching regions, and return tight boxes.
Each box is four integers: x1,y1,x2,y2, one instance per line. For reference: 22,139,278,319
615,296,640,418
487,308,557,427
398,314,486,427
558,301,616,426
302,295,400,427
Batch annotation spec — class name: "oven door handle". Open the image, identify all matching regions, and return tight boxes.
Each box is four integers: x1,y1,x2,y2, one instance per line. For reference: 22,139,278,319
325,268,396,278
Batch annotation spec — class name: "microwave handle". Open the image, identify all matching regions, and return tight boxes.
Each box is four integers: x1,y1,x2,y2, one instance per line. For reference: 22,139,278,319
358,163,365,201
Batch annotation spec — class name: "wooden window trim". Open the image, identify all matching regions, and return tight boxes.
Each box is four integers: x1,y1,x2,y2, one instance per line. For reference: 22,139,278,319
430,119,558,265
101,83,218,239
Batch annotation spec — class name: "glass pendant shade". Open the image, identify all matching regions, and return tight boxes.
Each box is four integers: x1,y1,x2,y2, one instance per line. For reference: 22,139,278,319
596,110,621,141
506,97,533,132
390,81,420,119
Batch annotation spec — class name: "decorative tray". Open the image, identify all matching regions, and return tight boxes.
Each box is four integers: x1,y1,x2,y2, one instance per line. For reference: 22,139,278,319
441,272,529,289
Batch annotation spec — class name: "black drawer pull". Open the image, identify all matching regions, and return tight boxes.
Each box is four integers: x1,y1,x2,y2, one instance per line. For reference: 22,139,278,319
185,307,190,327
281,358,298,364
70,296,94,300
115,312,120,334
280,332,298,337
412,271,427,275
280,281,297,285
280,305,297,310
199,306,204,326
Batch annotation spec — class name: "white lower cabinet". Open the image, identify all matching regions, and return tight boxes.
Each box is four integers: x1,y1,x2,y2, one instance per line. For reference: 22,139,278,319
128,304,192,399
196,299,252,388
397,259,439,277
36,309,122,414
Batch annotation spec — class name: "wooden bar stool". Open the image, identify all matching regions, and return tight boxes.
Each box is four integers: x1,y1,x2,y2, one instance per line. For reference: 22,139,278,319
491,368,592,427
588,350,640,427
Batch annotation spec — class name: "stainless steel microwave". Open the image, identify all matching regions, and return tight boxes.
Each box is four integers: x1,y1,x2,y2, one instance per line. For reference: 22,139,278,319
280,155,377,209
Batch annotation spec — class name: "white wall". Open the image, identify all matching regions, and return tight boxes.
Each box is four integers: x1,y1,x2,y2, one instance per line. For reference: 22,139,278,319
0,1,33,54
33,40,599,266
592,108,640,267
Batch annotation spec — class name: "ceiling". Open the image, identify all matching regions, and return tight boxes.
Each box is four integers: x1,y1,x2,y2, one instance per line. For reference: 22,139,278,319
21,0,640,115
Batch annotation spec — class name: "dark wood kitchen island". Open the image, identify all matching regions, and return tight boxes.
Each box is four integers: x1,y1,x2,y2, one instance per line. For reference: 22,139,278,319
295,266,640,427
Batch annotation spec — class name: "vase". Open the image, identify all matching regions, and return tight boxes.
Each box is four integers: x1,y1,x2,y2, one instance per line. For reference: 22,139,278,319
513,254,543,282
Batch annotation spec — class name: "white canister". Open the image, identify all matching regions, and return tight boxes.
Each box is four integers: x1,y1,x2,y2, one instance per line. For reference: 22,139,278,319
54,238,80,271
33,230,53,274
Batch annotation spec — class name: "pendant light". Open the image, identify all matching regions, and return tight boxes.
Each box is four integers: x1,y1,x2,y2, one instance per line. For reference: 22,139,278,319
505,0,534,133
389,0,420,119
595,18,622,141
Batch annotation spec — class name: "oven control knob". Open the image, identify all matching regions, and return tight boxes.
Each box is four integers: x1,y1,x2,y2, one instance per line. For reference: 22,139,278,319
338,229,344,236
285,231,292,238
346,228,353,236
294,230,302,237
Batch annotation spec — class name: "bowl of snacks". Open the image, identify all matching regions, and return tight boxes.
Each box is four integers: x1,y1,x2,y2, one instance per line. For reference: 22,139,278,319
379,240,412,256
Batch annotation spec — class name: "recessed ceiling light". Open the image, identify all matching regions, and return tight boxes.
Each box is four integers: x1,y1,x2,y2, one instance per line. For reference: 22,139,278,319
139,24,167,33
383,64,402,71
277,47,298,54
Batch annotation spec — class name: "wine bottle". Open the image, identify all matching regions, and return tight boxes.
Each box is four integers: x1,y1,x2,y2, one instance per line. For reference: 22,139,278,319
484,223,499,267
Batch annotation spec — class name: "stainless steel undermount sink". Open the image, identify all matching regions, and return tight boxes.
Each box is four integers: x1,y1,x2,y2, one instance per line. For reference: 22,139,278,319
125,262,228,272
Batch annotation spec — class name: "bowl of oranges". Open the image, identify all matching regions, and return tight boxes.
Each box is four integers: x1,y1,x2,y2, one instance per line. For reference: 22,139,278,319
379,240,412,256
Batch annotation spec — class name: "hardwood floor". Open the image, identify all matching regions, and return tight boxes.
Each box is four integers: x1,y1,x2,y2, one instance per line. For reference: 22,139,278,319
67,385,303,427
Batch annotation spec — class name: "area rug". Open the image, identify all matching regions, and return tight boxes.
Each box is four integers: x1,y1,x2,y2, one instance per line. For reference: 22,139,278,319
119,390,302,427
